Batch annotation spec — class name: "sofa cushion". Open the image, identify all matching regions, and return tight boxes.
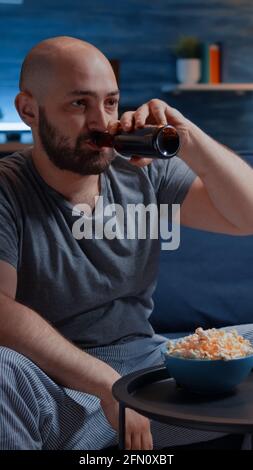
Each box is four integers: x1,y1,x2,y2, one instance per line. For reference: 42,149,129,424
150,226,253,334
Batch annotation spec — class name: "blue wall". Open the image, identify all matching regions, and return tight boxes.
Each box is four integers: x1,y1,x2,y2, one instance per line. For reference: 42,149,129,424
1,0,253,150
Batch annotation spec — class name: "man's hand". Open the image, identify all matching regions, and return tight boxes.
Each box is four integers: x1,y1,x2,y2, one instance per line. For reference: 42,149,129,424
108,99,190,167
101,394,153,450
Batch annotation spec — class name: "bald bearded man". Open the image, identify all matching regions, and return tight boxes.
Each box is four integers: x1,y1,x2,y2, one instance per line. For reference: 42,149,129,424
0,36,253,451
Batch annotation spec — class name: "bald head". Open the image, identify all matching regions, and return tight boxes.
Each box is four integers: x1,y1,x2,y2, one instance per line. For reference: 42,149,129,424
19,36,115,101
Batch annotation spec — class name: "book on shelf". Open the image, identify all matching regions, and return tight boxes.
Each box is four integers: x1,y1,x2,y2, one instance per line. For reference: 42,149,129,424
209,43,220,83
216,41,229,82
201,42,210,83
201,41,228,84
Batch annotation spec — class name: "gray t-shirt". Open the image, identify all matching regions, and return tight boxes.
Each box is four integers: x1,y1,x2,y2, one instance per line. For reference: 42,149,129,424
0,149,195,347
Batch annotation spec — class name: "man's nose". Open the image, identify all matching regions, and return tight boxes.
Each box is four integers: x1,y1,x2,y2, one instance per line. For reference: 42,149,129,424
87,108,108,132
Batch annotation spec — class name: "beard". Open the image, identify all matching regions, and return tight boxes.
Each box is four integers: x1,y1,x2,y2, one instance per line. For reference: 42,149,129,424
38,106,116,175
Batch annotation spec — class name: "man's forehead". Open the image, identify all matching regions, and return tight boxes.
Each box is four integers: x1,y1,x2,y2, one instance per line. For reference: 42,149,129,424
55,61,118,93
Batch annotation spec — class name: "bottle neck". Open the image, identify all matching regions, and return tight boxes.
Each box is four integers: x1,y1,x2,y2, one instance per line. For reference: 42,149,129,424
90,131,114,148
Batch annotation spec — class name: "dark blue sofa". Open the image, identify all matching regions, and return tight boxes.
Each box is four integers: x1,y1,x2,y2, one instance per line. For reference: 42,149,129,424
150,152,253,337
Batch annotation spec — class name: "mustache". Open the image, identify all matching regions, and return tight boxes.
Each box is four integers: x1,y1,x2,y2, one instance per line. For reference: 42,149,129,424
78,131,104,144
77,134,93,144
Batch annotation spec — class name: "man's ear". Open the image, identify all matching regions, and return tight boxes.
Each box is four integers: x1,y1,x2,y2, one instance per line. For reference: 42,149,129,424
15,91,38,128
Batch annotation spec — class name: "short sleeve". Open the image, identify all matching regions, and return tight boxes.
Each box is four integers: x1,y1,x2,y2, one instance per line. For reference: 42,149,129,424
148,156,196,206
0,186,19,269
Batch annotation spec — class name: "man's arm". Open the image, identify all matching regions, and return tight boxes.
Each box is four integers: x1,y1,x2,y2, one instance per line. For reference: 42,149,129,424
118,99,253,235
179,120,253,235
0,260,152,450
180,176,253,235
0,262,120,396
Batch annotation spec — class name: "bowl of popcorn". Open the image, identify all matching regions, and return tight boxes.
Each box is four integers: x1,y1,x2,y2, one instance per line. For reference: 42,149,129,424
161,327,253,394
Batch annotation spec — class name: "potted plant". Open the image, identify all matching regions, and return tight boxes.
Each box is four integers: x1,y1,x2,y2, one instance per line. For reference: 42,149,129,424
174,37,202,84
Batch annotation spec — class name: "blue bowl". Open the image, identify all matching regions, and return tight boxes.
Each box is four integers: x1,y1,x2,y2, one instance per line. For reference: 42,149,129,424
161,344,253,394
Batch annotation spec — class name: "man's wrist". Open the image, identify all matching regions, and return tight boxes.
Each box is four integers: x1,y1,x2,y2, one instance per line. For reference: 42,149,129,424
176,119,194,161
95,369,121,402
177,119,209,170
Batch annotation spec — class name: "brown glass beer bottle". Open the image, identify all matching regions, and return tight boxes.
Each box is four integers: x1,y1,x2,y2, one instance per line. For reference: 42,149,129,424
91,125,180,159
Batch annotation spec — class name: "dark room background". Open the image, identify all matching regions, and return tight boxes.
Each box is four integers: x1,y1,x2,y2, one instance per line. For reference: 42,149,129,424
1,0,253,150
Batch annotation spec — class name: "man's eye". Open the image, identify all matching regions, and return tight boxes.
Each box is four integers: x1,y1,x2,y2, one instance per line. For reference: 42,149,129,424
106,99,118,107
72,100,87,108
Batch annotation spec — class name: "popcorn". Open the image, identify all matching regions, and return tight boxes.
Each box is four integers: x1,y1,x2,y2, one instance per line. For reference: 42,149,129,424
166,327,253,360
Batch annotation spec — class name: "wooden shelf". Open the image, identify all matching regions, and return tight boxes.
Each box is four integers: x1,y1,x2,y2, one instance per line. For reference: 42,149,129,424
161,83,253,95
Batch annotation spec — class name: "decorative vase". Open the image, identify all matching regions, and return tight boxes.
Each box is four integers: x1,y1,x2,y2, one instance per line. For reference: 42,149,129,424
176,58,201,84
